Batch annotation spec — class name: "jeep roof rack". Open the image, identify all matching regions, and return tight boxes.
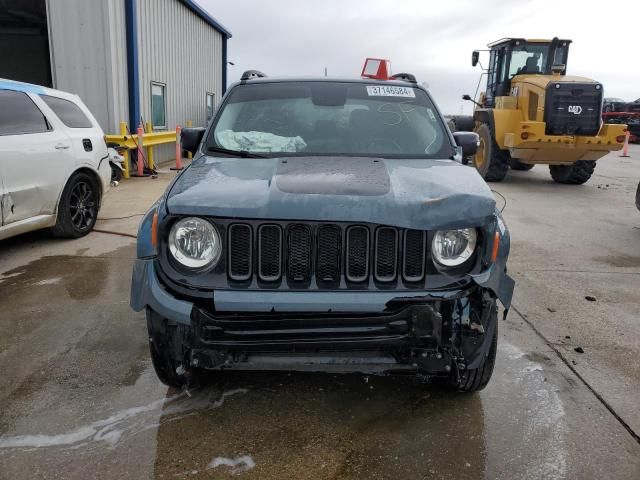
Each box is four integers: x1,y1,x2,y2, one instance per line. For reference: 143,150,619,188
390,73,417,83
240,70,267,81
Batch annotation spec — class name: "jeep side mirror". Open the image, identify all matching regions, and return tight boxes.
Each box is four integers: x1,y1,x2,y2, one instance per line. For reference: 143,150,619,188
181,127,206,155
462,94,472,101
471,51,479,67
453,132,479,157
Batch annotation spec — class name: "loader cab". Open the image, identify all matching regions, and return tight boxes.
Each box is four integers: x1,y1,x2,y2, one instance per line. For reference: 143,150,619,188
476,38,571,108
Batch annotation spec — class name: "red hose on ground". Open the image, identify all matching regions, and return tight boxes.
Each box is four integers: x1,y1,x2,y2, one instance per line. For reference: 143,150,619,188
93,229,137,239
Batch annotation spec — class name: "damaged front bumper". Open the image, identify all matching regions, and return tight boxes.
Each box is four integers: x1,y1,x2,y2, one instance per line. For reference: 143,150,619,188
186,291,496,375
130,258,515,323
133,258,512,375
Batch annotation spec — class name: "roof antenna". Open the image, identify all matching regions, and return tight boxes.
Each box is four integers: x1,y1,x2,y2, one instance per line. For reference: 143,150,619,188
324,67,327,77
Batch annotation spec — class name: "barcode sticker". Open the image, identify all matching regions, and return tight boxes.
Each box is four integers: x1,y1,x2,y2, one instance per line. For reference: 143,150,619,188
366,85,416,98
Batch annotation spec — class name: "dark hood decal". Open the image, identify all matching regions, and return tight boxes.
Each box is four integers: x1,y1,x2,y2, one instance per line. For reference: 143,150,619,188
167,156,497,230
276,157,390,196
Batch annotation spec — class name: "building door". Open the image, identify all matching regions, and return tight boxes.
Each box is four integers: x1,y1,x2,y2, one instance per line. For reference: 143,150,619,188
0,0,52,87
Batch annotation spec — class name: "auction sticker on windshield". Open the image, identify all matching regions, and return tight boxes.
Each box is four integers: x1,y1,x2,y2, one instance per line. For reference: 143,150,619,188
366,85,415,97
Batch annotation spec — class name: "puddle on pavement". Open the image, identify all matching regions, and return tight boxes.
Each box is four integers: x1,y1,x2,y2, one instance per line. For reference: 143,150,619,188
0,255,109,300
0,247,133,352
0,342,570,480
593,254,640,268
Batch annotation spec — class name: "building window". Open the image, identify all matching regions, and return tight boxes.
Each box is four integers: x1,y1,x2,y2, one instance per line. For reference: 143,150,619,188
151,82,166,129
206,92,215,121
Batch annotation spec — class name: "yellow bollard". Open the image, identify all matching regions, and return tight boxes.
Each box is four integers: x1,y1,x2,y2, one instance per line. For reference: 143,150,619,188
186,120,193,159
119,121,130,179
145,122,155,170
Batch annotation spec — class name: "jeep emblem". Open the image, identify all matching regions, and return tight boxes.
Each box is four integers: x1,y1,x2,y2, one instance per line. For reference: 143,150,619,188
568,105,582,114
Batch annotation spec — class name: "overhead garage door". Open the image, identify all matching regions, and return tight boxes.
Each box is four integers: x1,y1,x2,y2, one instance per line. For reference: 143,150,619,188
0,0,52,87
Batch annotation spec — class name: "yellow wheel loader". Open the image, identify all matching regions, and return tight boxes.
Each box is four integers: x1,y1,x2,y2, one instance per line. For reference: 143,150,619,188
462,38,627,183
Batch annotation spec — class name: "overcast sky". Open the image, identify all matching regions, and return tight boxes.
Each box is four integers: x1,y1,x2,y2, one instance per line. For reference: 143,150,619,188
201,0,640,114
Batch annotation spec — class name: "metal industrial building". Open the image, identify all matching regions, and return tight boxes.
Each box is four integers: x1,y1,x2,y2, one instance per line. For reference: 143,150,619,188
0,0,231,139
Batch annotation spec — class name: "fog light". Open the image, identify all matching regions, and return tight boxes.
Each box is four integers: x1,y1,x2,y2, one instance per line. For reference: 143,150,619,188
521,132,529,140
616,135,626,143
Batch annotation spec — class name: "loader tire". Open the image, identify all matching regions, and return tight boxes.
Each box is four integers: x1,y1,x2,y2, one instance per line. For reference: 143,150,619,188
474,123,509,182
510,158,534,171
451,115,475,132
549,160,596,184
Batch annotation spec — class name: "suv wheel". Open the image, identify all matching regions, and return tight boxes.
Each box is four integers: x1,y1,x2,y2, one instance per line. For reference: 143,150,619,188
549,160,596,184
474,123,510,182
52,172,99,238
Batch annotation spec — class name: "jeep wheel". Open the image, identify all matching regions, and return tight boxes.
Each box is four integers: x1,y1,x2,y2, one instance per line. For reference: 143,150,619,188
510,158,534,171
549,160,596,184
147,308,188,389
450,310,498,393
52,172,99,238
474,123,510,182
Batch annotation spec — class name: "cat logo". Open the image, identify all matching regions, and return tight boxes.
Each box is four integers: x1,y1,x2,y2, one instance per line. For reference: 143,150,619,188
568,105,583,114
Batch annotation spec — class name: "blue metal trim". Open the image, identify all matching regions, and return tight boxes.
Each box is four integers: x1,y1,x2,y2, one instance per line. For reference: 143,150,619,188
213,290,463,313
178,0,232,38
124,0,140,131
130,259,193,325
0,79,47,94
222,37,228,95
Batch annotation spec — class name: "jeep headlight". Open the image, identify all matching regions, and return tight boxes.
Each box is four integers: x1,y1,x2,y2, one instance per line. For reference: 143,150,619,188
168,217,221,269
432,228,477,267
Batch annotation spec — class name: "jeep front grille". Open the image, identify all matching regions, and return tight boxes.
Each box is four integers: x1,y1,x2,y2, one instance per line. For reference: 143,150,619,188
228,224,252,281
346,226,370,282
286,224,312,282
258,224,282,281
374,227,398,282
316,224,341,283
403,230,426,282
227,222,429,287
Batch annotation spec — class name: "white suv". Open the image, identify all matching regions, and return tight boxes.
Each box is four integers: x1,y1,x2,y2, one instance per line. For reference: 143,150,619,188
0,79,111,241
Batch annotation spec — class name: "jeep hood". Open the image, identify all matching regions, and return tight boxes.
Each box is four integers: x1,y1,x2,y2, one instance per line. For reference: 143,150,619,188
166,156,497,230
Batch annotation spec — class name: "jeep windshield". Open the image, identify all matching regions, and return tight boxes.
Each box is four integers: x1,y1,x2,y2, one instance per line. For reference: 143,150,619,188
207,81,451,158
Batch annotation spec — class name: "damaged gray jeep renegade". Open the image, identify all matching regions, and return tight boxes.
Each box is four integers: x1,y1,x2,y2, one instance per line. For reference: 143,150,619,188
130,67,515,392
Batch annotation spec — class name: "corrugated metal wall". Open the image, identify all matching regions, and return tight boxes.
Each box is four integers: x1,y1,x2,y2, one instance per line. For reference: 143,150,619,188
46,0,128,133
47,0,223,148
137,0,223,133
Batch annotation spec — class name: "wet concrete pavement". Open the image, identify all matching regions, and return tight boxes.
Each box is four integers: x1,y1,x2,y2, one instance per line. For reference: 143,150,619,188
1,155,640,479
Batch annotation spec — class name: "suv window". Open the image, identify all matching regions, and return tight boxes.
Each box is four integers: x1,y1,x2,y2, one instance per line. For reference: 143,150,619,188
0,90,50,136
209,82,450,158
40,94,92,128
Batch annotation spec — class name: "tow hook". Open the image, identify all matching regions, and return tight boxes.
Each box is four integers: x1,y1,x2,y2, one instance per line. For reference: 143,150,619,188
414,348,449,373
410,305,442,342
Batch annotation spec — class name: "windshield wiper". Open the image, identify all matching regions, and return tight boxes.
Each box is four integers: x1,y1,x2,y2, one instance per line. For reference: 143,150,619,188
206,146,267,158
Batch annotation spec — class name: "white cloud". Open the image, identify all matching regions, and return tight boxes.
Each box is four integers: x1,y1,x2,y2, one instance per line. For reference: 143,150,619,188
202,0,640,113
